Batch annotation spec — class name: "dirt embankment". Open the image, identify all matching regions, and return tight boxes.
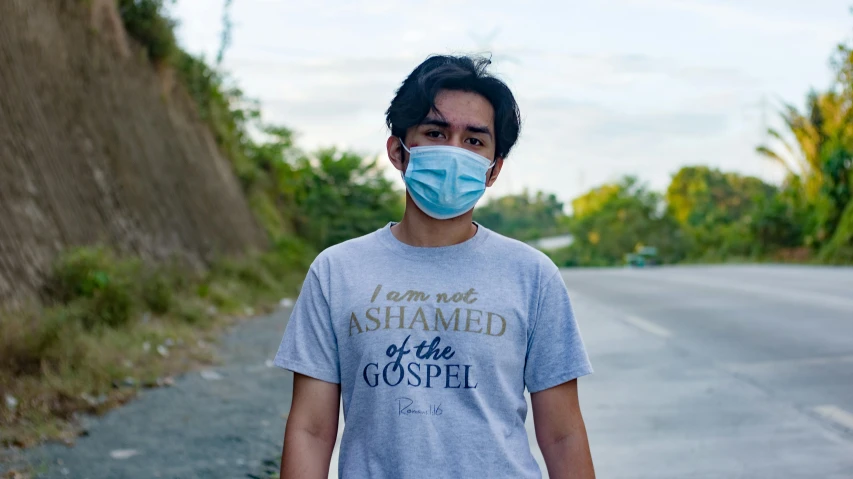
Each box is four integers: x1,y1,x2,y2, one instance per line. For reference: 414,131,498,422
0,0,267,309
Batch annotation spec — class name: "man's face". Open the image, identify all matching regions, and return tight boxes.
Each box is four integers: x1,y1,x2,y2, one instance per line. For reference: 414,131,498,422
388,89,503,186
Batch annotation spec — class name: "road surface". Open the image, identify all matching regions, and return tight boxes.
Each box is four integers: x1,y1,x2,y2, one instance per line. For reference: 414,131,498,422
562,265,853,479
6,265,853,478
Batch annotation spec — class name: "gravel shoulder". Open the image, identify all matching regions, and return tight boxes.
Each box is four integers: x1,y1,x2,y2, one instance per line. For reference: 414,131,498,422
4,308,293,479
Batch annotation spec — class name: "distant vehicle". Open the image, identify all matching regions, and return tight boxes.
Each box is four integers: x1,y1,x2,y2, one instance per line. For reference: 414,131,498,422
624,246,658,267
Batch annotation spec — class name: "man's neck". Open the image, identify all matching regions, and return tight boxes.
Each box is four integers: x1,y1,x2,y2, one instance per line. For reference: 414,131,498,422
391,196,478,247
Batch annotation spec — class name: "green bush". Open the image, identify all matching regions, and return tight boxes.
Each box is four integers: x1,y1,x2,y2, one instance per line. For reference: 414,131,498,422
0,305,87,376
205,281,242,312
819,201,853,263
141,270,174,315
210,254,288,294
236,262,278,291
268,236,315,272
37,305,90,368
44,247,114,303
84,280,135,329
117,0,178,64
43,247,138,330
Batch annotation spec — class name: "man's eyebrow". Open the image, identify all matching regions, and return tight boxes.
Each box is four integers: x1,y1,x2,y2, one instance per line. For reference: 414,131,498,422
420,118,450,128
466,125,493,138
420,118,493,138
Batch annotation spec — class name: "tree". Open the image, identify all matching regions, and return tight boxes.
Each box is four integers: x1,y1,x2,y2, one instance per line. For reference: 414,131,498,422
234,124,403,251
283,149,404,251
757,51,853,248
475,190,568,241
666,166,774,226
570,183,621,220
749,180,809,253
561,177,689,266
665,166,775,258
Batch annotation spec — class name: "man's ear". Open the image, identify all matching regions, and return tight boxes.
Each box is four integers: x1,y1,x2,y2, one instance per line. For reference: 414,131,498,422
486,157,504,187
387,136,405,172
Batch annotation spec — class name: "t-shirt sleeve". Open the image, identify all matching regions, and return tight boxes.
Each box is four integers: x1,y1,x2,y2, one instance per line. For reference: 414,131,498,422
524,270,592,393
273,266,341,384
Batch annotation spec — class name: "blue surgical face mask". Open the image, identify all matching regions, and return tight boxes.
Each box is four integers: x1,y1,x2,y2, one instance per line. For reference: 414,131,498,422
399,138,496,220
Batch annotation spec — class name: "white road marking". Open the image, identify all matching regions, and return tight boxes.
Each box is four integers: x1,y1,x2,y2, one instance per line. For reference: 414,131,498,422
724,354,853,372
110,449,140,460
565,288,673,339
814,405,853,431
622,315,673,339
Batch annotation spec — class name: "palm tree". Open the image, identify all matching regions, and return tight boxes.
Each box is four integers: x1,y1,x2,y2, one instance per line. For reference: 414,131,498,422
757,90,853,242
756,92,848,199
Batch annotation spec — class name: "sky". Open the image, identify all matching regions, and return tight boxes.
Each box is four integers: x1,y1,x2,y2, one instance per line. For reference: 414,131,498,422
171,0,853,204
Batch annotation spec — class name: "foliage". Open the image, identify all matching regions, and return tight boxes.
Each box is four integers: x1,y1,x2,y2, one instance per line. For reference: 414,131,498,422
237,127,403,249
570,183,621,220
216,0,234,66
42,247,138,329
118,0,402,251
173,51,261,188
553,177,689,267
140,269,176,315
284,150,404,251
748,177,810,253
113,0,852,271
117,0,178,64
754,34,853,258
756,91,853,246
1,0,403,449
666,166,774,227
42,247,119,303
819,200,853,263
665,166,775,258
540,13,853,267
475,190,568,242
1,244,306,446
169,33,400,252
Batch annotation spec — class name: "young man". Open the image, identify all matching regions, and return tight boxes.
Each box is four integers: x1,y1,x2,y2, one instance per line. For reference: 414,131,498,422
274,55,594,479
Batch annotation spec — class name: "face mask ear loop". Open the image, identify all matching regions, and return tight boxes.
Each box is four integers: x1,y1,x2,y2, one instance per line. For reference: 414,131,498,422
485,158,498,182
397,137,411,177
398,137,411,154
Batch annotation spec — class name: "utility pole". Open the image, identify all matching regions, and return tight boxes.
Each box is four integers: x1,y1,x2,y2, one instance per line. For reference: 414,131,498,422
745,93,772,179
759,93,771,179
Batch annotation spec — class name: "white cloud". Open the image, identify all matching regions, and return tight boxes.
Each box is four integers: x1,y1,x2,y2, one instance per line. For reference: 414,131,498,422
629,0,843,39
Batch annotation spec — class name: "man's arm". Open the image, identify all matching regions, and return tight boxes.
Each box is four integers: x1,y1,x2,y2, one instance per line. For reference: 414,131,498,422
531,379,595,479
280,373,341,479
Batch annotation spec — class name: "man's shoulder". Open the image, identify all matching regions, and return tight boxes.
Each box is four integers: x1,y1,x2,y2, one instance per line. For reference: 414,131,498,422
481,227,560,275
309,228,384,270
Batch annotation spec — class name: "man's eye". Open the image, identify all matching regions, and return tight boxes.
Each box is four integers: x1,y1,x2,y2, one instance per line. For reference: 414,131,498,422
468,138,484,146
426,130,443,138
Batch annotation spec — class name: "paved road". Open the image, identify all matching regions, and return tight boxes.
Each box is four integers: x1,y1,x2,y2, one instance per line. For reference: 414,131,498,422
562,265,853,479
6,265,853,478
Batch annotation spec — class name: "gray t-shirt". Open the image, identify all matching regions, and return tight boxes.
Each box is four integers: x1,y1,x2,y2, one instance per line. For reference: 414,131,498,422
274,222,592,479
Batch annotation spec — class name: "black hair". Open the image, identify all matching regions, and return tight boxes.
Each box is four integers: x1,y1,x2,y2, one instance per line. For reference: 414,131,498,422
385,54,522,160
